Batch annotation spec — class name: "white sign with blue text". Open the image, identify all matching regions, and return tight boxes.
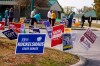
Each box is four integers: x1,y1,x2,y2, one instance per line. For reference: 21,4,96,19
16,34,46,54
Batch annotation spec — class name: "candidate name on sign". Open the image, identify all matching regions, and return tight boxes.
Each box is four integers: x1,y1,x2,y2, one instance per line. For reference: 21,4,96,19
52,29,63,39
16,34,46,54
17,37,43,50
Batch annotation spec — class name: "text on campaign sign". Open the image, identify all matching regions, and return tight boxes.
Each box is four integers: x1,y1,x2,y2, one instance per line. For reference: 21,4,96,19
2,29,17,40
16,34,46,54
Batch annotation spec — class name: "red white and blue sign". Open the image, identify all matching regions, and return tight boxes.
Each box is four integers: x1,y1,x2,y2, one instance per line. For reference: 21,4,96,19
16,34,46,54
2,29,17,40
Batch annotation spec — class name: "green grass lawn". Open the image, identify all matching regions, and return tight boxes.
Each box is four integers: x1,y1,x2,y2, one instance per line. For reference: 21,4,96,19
0,37,79,66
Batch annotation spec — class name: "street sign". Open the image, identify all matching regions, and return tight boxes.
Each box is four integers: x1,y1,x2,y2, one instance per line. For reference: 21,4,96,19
2,29,17,40
16,34,46,54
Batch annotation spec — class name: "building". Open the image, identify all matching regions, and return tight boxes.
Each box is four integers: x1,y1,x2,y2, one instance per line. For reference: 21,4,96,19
37,0,62,19
0,0,62,20
0,0,15,17
0,0,20,21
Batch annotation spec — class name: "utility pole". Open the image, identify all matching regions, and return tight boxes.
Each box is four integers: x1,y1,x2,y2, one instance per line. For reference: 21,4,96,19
31,0,34,11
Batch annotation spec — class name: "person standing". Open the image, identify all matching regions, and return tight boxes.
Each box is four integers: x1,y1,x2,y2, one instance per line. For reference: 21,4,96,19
47,10,52,24
9,8,14,22
0,15,2,21
4,8,9,26
67,12,75,28
31,13,41,26
51,11,56,26
81,14,85,28
30,9,36,24
88,16,92,27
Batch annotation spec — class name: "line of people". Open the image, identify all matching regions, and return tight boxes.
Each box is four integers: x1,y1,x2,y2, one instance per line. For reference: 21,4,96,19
30,9,93,28
4,8,14,26
47,10,56,26
81,15,92,28
30,9,57,27
30,9,41,26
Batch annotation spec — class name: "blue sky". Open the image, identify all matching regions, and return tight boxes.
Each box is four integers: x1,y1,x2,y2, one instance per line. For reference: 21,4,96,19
57,0,94,9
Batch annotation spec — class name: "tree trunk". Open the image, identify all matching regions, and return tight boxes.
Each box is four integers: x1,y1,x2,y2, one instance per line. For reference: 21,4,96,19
14,5,20,22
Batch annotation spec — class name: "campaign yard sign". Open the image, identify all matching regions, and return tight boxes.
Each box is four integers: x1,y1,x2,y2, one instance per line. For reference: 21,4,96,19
44,21,52,38
33,28,40,33
29,26,34,33
9,22,24,33
60,20,66,26
71,33,76,43
80,28,97,50
0,22,5,30
16,34,46,54
51,24,64,47
2,29,17,40
63,33,73,51
24,19,31,23
64,28,72,33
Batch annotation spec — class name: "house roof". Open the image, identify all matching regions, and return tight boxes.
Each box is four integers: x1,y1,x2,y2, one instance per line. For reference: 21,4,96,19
49,0,57,6
75,10,97,18
84,10,97,17
49,0,62,11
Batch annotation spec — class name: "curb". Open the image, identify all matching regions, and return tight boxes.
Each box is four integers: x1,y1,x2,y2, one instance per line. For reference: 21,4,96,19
70,56,87,66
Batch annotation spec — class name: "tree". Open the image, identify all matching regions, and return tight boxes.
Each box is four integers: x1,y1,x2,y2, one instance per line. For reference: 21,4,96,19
82,6,94,13
94,0,100,18
64,6,75,16
35,0,49,7
16,0,49,18
16,0,31,18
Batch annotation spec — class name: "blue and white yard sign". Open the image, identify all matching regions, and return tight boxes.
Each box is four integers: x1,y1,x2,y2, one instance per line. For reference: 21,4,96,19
44,21,52,38
33,28,40,33
16,34,46,54
2,29,17,40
